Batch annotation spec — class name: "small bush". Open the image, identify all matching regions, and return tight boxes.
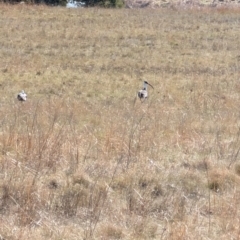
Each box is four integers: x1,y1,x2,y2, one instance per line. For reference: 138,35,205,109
234,164,240,176
208,181,220,192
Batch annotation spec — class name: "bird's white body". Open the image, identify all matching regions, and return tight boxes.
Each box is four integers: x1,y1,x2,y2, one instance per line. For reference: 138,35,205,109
17,90,27,101
138,81,153,102
138,89,148,99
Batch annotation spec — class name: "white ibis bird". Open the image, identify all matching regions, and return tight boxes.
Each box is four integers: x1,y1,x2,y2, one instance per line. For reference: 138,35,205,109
17,90,27,101
138,81,154,102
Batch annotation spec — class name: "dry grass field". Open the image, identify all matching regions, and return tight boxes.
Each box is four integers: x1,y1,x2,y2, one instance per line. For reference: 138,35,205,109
0,4,240,239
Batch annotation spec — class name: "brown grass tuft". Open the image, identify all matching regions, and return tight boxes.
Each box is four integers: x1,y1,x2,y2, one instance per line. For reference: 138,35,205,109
208,168,237,192
234,164,240,176
97,223,124,239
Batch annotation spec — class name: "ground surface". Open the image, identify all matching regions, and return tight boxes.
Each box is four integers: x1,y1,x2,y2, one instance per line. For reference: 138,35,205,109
0,4,240,239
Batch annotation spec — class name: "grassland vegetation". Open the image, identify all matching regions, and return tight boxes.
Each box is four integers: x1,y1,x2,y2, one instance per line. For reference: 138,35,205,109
0,4,240,239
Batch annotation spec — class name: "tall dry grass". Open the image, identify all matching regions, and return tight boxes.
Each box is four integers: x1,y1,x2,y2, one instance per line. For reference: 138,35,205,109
0,3,240,239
